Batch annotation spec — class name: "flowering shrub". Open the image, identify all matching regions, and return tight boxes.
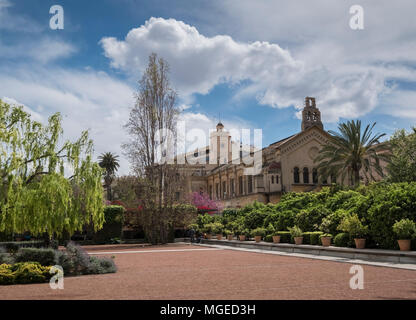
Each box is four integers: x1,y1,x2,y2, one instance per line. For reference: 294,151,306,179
189,192,223,214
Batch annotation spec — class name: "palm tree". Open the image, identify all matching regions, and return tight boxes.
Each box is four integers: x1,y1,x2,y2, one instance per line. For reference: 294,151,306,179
314,120,389,186
98,152,120,200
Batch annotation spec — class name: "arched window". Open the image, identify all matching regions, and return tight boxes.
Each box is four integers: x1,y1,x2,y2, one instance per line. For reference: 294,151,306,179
303,167,309,184
294,167,300,183
271,176,274,184
313,168,318,184
276,175,279,184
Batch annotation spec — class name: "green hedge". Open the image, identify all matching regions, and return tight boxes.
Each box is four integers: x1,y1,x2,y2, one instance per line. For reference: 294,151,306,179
15,248,57,266
264,234,273,242
366,183,416,248
302,232,324,245
0,241,45,253
334,233,354,247
93,205,125,244
202,182,416,250
275,231,291,243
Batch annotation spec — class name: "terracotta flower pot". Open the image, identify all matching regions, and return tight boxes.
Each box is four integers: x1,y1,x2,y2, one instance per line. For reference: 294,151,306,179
239,235,246,241
294,237,303,245
354,238,366,249
227,235,233,240
216,234,223,240
321,237,332,247
272,236,281,244
206,234,212,240
398,239,411,251
254,235,262,243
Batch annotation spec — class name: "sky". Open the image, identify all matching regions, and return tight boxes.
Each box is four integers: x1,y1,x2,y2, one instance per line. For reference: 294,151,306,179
1,0,416,174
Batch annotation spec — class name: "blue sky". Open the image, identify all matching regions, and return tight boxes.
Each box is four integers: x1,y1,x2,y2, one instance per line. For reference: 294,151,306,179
1,0,416,174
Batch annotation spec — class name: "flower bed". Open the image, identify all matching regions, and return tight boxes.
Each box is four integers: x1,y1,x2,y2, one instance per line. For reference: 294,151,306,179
0,242,117,285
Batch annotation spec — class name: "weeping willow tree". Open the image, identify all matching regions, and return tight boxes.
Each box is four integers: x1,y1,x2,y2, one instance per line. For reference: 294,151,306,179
0,99,105,238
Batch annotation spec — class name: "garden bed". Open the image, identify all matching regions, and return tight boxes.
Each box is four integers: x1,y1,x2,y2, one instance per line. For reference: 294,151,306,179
0,242,117,285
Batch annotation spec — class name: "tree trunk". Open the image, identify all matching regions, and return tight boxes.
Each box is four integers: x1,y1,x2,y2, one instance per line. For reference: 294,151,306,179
107,185,112,201
354,169,360,186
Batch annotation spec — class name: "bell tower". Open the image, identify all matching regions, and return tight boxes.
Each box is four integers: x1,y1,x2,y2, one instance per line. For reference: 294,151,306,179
301,97,323,131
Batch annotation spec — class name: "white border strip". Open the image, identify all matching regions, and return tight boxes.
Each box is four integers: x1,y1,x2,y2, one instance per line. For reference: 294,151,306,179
88,248,222,255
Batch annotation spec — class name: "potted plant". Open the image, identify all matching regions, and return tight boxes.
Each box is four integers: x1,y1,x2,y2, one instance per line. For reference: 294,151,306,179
231,221,243,241
203,223,214,239
337,214,368,249
288,226,303,245
319,221,333,247
211,222,224,240
320,233,333,247
392,219,416,251
239,228,249,241
224,229,233,240
265,224,279,243
251,227,266,243
272,232,281,244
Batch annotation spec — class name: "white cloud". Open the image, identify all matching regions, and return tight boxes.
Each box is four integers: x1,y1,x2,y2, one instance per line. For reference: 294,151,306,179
100,16,413,122
0,38,77,63
379,90,416,120
0,66,135,175
2,96,44,122
179,111,255,151
0,64,252,174
100,17,302,97
0,0,42,32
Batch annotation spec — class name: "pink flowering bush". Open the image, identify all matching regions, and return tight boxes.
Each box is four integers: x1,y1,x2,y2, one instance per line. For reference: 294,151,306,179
189,192,223,214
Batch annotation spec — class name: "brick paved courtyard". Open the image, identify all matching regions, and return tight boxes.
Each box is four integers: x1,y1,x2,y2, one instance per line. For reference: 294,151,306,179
1,243,416,300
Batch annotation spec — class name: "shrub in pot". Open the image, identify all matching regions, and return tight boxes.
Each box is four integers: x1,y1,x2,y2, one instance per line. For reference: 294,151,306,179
251,227,266,243
224,229,233,240
320,233,333,247
265,223,276,241
272,231,281,244
337,214,368,249
239,228,250,241
202,222,214,239
230,221,243,240
392,219,416,251
319,222,333,247
211,222,224,240
288,226,303,245
275,231,291,243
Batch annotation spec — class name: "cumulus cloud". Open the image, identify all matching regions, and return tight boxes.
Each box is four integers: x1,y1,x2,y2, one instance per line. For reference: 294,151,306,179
100,17,301,96
100,17,405,122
